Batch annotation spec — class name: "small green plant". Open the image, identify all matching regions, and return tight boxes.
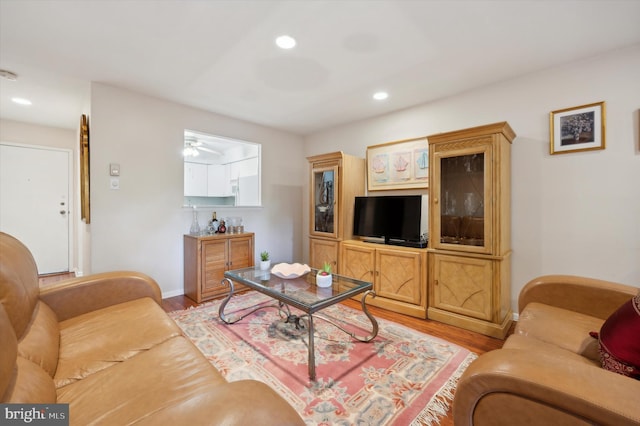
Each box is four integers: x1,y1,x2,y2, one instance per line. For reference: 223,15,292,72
260,251,269,261
319,261,332,276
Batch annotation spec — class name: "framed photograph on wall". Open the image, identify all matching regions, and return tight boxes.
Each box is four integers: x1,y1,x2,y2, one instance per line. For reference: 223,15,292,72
550,101,605,155
366,136,428,191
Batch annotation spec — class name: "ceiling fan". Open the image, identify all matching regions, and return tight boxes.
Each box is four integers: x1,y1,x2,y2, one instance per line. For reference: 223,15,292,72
183,136,222,157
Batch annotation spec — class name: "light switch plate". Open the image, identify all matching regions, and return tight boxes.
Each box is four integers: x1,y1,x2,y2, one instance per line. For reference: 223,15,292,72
109,163,120,176
110,177,120,190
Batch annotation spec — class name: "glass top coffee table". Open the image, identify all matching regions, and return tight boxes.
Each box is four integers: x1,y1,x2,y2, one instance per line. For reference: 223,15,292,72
220,266,378,381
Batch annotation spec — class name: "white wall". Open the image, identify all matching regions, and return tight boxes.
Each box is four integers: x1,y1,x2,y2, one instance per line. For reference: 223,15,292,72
90,83,305,297
304,45,640,311
0,119,76,150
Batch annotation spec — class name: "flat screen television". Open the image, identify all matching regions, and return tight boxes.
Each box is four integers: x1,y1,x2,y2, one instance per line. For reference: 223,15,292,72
353,195,426,247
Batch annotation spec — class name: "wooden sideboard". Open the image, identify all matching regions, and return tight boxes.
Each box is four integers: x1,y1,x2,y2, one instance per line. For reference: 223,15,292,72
184,232,254,303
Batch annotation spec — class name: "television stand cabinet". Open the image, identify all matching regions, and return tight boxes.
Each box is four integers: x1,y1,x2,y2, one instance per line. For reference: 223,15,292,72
339,239,427,318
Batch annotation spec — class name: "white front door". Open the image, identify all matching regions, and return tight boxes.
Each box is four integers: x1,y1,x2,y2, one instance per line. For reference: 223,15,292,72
0,143,71,274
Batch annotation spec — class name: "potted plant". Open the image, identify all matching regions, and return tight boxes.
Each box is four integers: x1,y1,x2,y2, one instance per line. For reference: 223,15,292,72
316,261,333,287
259,251,271,271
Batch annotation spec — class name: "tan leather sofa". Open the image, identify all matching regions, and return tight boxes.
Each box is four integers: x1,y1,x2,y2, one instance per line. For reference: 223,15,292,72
0,232,304,425
453,275,640,426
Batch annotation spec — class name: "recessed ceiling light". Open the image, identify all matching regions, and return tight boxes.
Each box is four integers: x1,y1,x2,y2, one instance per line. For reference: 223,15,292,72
11,97,32,106
373,91,388,101
275,35,296,49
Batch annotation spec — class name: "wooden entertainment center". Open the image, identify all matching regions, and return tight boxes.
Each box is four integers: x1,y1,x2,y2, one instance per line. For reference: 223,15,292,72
308,122,514,338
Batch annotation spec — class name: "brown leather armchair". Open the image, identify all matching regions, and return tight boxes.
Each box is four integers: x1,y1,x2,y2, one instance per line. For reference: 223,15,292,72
453,275,640,426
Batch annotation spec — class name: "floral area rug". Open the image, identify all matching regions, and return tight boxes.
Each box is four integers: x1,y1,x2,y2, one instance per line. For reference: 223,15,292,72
169,291,476,425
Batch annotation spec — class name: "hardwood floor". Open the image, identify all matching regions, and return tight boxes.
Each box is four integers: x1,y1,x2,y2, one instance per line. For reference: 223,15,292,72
162,293,513,425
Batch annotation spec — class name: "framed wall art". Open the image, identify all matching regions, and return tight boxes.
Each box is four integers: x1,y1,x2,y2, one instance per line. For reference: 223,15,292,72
366,136,428,191
550,101,605,155
80,114,91,223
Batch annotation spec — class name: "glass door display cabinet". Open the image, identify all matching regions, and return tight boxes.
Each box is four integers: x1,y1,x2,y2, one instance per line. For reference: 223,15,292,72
312,164,338,239
427,122,515,339
434,145,491,254
307,152,365,272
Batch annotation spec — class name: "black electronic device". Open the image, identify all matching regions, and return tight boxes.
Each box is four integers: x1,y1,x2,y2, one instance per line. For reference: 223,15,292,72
353,195,427,247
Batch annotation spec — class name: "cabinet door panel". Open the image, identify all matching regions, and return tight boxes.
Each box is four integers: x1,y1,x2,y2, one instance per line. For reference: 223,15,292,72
377,250,422,305
309,238,338,271
432,254,492,320
229,237,252,269
202,240,227,294
207,164,230,196
431,142,493,254
340,244,374,282
184,162,208,196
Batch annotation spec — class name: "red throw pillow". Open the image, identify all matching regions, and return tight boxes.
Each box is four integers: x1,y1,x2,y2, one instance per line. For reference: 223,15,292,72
595,290,640,380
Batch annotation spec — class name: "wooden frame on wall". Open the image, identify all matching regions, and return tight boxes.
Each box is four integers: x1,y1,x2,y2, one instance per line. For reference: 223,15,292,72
366,136,429,191
550,101,606,155
80,114,90,223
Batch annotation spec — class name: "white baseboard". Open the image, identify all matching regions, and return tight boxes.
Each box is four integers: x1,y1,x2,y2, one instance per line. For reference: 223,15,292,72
162,289,184,299
512,312,519,321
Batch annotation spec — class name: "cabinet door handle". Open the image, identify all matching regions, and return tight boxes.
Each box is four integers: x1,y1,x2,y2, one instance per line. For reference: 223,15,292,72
434,198,439,204
434,279,439,286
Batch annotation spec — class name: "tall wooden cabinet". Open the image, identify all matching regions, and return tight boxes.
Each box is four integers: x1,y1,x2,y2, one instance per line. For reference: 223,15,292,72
307,152,365,271
184,233,254,303
427,122,515,338
340,240,427,318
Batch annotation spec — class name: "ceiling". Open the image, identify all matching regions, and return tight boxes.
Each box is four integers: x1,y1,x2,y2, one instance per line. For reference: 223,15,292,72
1,0,639,135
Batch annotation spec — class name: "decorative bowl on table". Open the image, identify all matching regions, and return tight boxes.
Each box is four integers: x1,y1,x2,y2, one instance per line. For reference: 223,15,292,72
271,263,311,279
